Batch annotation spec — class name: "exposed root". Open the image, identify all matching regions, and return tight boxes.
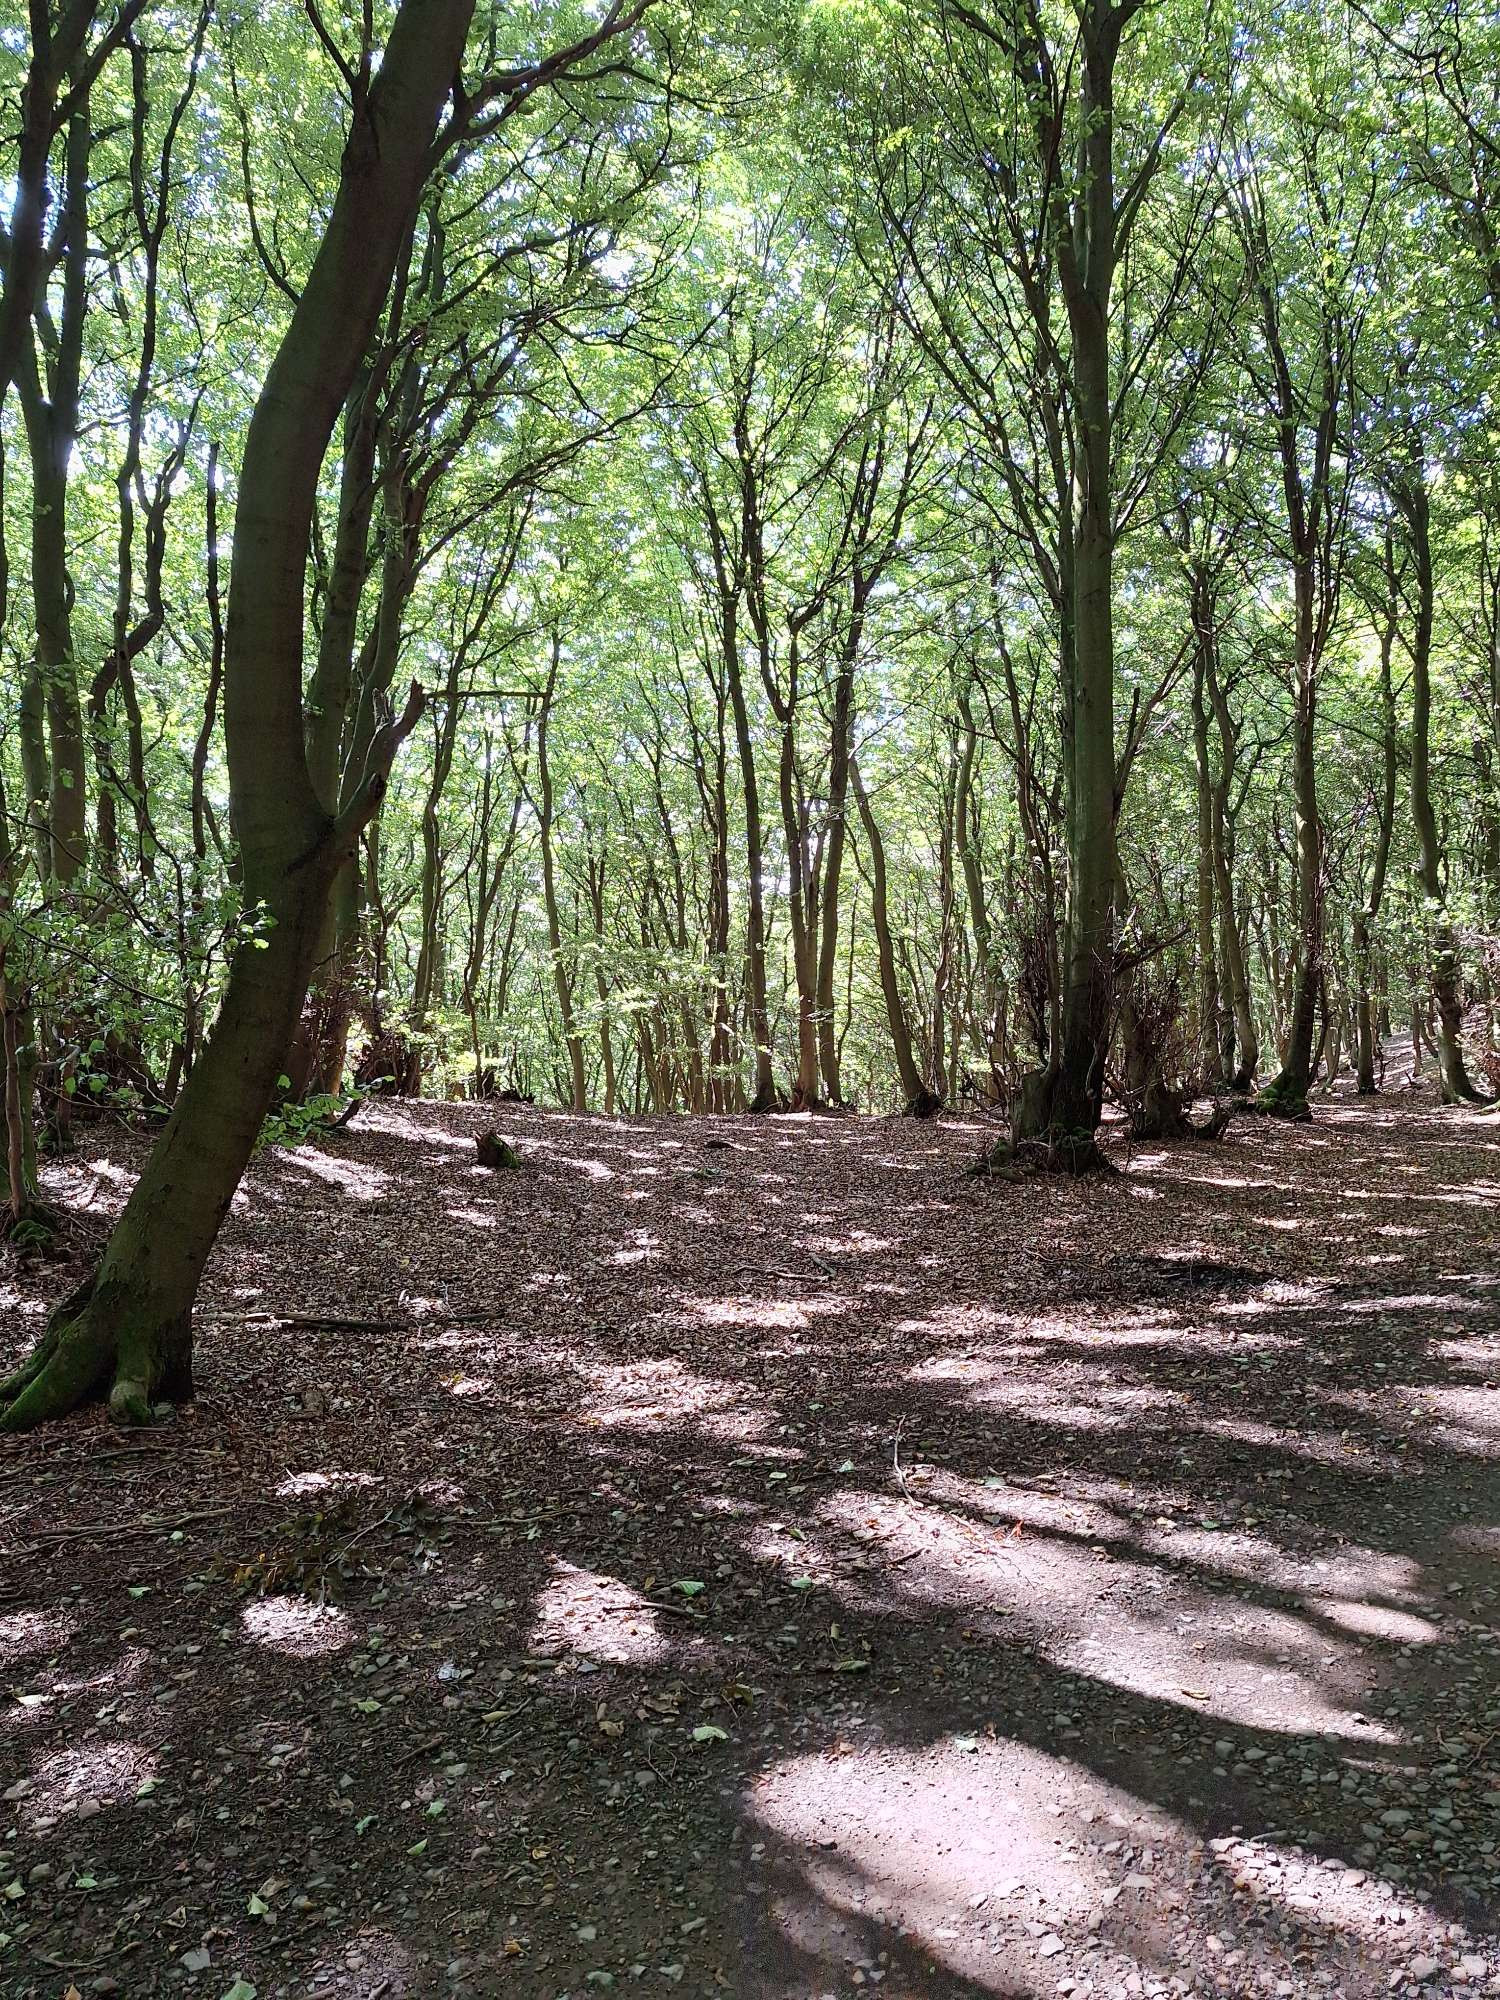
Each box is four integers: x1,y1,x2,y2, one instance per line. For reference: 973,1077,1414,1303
0,1270,192,1433
975,1130,1116,1180
1247,1079,1313,1123
1,1198,66,1254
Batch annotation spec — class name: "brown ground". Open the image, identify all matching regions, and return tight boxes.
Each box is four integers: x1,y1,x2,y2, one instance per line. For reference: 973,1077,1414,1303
3,1073,1500,2000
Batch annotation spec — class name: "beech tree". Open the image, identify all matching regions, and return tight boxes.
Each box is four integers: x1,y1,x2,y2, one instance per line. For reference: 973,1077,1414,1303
0,0,649,1427
2,0,1499,1436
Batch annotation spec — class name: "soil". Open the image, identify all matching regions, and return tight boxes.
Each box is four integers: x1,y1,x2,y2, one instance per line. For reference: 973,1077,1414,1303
3,1064,1500,2000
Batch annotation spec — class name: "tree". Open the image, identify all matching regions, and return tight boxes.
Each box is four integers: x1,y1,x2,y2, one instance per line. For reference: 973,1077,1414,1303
1,0,482,1428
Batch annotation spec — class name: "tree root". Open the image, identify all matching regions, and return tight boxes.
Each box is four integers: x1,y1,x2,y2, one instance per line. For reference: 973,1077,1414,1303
1,1198,66,1254
0,1270,191,1433
974,1130,1117,1180
1246,1079,1312,1122
1130,1093,1239,1142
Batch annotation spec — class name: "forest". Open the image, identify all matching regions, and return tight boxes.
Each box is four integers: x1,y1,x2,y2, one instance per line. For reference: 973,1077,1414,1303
2,0,1500,1996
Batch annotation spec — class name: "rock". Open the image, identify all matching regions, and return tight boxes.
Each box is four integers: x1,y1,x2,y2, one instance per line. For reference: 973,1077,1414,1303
1408,1956,1438,1982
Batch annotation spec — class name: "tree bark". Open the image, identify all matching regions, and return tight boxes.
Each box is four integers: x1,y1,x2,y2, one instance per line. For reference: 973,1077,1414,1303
1,0,473,1431
1398,474,1483,1103
1007,2,1125,1165
851,759,938,1115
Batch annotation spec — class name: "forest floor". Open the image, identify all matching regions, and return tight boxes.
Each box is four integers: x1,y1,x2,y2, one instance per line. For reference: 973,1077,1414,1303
3,1069,1500,2000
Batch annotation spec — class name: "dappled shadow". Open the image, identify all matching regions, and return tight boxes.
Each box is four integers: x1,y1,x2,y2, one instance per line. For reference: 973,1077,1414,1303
3,1090,1500,1994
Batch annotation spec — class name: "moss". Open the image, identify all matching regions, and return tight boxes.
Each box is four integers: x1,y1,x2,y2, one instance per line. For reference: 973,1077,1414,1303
1251,1075,1312,1122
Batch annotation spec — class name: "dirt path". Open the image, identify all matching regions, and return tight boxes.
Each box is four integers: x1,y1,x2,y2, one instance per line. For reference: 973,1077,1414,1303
3,1084,1500,1999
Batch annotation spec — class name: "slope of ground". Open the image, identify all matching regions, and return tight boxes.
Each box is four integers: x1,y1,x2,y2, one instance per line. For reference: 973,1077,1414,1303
2,1079,1500,2000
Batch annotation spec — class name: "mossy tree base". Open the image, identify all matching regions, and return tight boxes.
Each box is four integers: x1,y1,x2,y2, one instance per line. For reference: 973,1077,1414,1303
1,1196,65,1253
476,1130,522,1171
1249,1074,1313,1122
979,1130,1116,1180
0,1270,192,1431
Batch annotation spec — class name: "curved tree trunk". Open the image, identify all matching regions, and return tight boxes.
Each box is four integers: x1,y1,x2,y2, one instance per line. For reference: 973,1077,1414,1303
0,0,474,1432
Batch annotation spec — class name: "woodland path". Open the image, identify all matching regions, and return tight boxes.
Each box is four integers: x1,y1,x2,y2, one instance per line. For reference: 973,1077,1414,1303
2,1080,1500,1999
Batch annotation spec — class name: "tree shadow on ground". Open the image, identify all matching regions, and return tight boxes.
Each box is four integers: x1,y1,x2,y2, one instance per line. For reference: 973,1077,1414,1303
3,1091,1499,1996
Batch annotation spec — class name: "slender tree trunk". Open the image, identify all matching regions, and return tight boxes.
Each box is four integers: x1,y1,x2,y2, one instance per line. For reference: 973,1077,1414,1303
536,650,586,1112
1259,563,1322,1116
724,603,775,1110
814,655,854,1106
18,108,92,884
1356,582,1399,1094
852,759,938,1115
1,0,474,1431
1189,646,1224,1087
1400,476,1482,1103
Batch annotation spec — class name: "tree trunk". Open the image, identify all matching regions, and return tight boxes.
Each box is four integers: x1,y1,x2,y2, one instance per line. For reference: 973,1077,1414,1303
724,602,776,1111
1,0,474,1432
1400,475,1483,1103
535,646,586,1112
17,107,92,884
814,654,854,1106
1008,7,1122,1168
1258,563,1322,1117
1356,571,1398,1094
852,759,938,1115
1189,646,1224,1087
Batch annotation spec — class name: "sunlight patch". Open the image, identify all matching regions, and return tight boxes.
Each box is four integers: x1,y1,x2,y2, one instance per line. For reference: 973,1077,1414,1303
241,1596,354,1658
528,1561,668,1664
750,1736,1176,1983
0,1608,75,1668
692,1296,843,1331
1311,1597,1439,1646
573,1357,761,1439
23,1739,157,1822
277,1469,379,1500
278,1150,390,1201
